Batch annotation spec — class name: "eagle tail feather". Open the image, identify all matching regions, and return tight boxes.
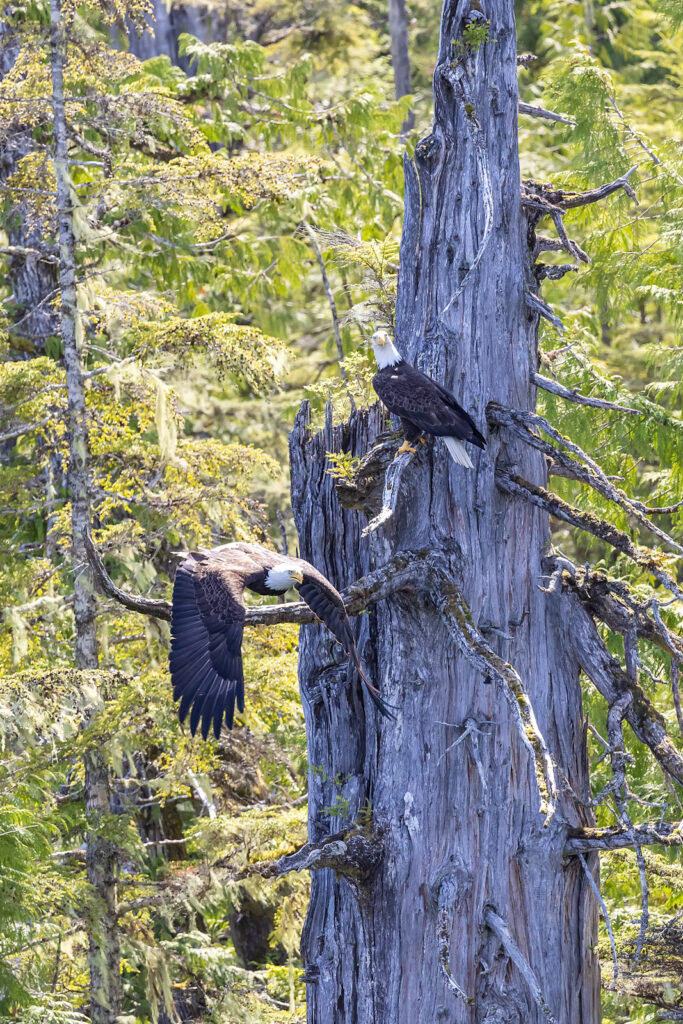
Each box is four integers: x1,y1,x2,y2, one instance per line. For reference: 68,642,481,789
355,656,397,720
444,436,474,469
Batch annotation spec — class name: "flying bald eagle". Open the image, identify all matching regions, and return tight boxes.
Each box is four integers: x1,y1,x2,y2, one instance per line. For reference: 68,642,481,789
170,542,391,739
371,329,486,468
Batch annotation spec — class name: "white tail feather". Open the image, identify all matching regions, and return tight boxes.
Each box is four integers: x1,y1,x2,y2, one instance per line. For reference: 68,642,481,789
444,436,474,469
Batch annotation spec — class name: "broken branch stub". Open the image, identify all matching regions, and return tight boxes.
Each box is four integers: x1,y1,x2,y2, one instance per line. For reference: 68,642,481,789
362,444,417,536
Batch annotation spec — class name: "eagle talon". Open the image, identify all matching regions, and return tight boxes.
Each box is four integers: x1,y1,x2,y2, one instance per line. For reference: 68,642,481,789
395,440,417,458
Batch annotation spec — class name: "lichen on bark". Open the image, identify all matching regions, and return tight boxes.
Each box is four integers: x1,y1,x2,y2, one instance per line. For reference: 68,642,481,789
287,2,601,1020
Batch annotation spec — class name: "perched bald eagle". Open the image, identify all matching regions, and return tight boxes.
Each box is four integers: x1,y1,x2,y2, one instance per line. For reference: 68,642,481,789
371,329,486,468
170,542,391,739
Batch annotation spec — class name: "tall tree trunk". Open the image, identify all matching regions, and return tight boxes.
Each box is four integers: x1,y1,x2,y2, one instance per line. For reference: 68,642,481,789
0,22,59,357
49,4,121,1020
125,0,217,72
289,2,601,1021
388,0,415,133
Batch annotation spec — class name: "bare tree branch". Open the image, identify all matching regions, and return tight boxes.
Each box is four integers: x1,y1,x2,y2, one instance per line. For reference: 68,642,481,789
605,690,650,968
643,498,683,516
518,102,575,126
577,852,619,987
362,442,418,536
226,828,381,882
533,237,568,256
83,529,173,621
522,169,638,291
497,472,683,602
536,262,578,281
302,221,349,385
524,290,564,331
550,208,590,262
560,165,639,209
0,416,55,444
672,660,683,739
567,591,683,786
549,556,683,662
532,372,640,415
567,820,683,853
489,403,683,555
0,244,58,262
524,168,639,214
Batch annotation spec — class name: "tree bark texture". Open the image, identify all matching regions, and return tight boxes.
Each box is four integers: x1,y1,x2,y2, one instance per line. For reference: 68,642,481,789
83,746,122,1023
49,5,121,1020
289,2,601,1022
0,23,59,357
50,0,98,674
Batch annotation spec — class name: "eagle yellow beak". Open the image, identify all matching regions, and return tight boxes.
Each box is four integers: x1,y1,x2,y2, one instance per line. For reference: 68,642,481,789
292,570,304,584
374,329,389,346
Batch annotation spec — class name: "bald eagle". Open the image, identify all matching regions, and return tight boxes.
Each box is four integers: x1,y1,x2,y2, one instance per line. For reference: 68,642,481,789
170,542,391,738
371,329,486,468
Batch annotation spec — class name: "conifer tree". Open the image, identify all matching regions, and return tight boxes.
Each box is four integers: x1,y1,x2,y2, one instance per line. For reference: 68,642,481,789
2,0,683,1021
284,1,683,1020
0,0,312,1017
0,0,411,1019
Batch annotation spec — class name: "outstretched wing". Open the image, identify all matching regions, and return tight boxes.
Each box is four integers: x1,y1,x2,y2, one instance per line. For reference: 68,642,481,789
170,558,245,739
374,364,485,447
296,568,354,653
296,565,394,719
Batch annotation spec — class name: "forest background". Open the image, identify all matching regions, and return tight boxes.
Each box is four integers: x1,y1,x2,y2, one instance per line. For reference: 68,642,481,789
1,0,682,1021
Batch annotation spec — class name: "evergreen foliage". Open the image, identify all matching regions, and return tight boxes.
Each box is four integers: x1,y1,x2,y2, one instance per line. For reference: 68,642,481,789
0,0,682,1019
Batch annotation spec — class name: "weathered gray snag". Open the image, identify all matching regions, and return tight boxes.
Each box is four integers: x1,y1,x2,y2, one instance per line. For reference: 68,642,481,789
289,2,601,1021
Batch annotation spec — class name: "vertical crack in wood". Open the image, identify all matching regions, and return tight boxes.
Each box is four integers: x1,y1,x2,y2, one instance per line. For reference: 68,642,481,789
436,871,473,1005
426,558,558,825
484,907,558,1022
438,49,494,323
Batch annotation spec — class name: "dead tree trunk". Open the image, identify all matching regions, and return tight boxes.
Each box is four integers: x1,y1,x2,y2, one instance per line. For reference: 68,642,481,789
289,2,601,1021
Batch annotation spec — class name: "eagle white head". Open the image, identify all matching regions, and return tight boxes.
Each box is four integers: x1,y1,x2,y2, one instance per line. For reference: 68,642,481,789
265,563,304,591
371,329,402,370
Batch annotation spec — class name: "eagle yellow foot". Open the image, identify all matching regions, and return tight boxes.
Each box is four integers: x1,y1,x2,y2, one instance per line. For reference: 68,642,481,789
395,440,417,458
417,436,427,445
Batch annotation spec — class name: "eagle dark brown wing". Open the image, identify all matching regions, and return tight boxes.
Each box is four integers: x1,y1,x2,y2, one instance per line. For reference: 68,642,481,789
294,563,395,719
170,556,246,740
373,363,486,447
